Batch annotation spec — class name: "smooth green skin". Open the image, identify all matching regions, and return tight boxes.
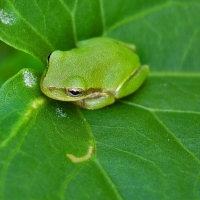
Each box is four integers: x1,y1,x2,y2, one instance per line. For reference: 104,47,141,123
40,38,149,110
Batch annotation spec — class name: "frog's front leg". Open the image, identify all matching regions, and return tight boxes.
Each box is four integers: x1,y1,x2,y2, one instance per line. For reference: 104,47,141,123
73,93,116,110
115,65,149,99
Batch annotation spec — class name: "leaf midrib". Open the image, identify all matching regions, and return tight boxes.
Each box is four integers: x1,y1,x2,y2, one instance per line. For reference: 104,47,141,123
103,1,200,35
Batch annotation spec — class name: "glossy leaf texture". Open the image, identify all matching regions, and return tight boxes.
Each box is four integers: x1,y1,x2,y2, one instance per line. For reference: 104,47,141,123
0,69,200,199
0,0,199,70
0,0,200,199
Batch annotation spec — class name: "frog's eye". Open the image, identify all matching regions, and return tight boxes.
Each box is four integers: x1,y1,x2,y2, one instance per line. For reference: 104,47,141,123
66,88,84,97
47,53,52,64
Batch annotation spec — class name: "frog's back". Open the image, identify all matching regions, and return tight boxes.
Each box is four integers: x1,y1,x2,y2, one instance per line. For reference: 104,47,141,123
45,38,140,90
67,38,140,89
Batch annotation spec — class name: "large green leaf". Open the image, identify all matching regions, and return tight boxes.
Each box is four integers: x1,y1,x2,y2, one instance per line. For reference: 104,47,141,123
0,0,103,64
0,0,200,199
0,1,199,70
0,69,200,199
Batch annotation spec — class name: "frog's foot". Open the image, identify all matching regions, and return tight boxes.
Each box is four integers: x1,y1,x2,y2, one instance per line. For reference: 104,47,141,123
73,93,116,110
115,65,149,99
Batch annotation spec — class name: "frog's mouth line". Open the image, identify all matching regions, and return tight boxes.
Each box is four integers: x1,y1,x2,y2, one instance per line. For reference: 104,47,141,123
44,86,115,102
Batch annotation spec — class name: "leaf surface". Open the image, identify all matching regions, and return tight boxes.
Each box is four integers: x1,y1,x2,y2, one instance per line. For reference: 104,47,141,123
0,0,200,199
0,69,200,199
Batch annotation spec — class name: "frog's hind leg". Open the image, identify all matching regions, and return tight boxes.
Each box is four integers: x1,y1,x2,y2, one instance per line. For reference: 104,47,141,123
115,40,136,52
115,65,149,99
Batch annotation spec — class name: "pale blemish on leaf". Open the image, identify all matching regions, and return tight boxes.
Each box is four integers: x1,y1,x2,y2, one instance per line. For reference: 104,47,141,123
0,9,15,25
23,70,37,87
56,107,67,118
24,98,46,118
67,146,94,163
32,98,46,109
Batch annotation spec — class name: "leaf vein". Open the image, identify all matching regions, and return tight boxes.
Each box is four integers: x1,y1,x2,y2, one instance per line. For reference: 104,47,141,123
59,163,86,199
97,141,166,178
71,0,79,42
119,101,200,114
163,78,200,97
0,114,37,199
58,0,72,15
104,1,173,35
6,0,55,50
152,112,200,165
91,124,153,142
99,0,105,34
94,159,124,200
179,30,199,70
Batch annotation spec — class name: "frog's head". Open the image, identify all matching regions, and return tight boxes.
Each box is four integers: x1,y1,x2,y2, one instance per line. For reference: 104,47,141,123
40,51,96,102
